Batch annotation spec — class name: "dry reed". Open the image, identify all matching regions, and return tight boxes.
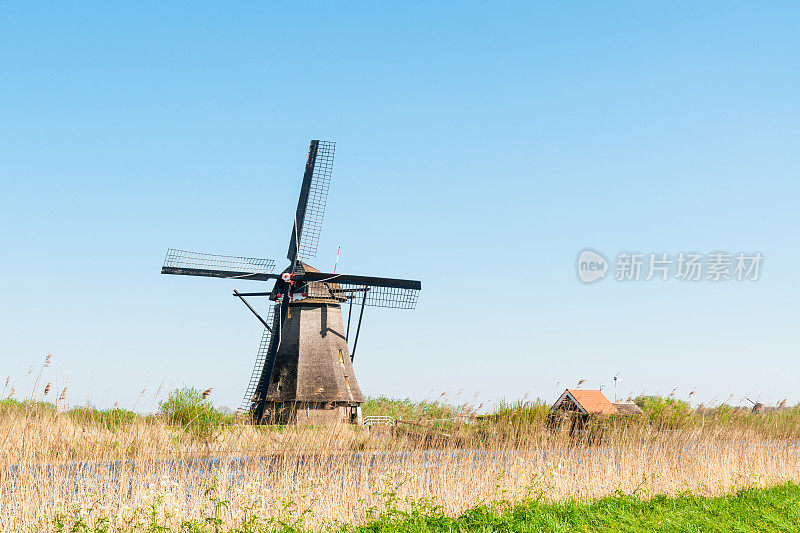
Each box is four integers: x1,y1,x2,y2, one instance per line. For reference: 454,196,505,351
2,399,800,531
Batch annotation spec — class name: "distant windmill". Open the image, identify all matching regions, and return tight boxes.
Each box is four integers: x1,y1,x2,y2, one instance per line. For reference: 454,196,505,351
161,141,422,425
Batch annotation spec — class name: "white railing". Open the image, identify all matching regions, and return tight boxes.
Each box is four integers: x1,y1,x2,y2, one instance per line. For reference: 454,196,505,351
363,416,395,427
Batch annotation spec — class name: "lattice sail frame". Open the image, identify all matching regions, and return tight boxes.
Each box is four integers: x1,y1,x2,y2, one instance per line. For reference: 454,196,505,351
163,249,276,274
299,280,419,309
297,141,334,261
239,304,279,414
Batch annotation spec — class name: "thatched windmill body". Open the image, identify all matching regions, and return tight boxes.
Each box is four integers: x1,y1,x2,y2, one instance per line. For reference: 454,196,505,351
161,141,421,424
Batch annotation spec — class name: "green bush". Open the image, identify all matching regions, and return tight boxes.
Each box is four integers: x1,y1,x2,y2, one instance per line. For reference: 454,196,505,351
489,399,549,425
159,387,233,438
361,396,470,421
0,398,57,416
67,407,137,430
635,395,692,429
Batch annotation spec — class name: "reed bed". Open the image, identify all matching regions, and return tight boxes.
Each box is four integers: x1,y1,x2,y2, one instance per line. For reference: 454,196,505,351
2,395,800,531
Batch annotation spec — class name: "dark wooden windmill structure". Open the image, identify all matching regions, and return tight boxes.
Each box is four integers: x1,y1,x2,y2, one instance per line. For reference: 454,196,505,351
161,140,421,425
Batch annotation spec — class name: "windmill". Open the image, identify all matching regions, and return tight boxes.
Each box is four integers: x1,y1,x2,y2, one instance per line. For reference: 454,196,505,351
161,140,421,425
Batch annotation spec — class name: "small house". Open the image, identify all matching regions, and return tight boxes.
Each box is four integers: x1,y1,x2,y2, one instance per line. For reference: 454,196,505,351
551,389,619,415
549,389,640,437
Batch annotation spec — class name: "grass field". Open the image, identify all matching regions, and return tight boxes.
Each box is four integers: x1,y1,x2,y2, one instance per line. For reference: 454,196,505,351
350,482,800,532
43,480,800,532
3,371,800,531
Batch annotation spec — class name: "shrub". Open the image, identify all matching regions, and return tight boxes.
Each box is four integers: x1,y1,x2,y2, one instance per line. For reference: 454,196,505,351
635,395,692,429
0,398,57,417
361,396,471,421
490,399,549,425
67,407,137,430
159,387,233,438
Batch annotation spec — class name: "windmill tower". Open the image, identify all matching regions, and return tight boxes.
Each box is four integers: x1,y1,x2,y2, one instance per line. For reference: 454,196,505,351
161,141,421,424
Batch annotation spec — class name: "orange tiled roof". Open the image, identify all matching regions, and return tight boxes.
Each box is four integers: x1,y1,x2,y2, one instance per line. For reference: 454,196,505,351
565,389,619,414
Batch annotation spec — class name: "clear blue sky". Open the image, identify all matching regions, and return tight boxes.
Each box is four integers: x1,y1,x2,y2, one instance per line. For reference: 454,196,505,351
1,2,798,411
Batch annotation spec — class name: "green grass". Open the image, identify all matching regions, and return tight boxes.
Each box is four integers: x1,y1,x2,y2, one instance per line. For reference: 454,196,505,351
480,399,550,424
67,406,138,431
361,396,471,421
52,481,800,532
0,397,58,415
351,482,800,532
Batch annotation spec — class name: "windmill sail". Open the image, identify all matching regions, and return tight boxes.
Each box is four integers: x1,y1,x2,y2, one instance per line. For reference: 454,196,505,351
294,271,421,309
287,140,334,263
323,282,420,309
239,303,280,414
162,249,277,280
